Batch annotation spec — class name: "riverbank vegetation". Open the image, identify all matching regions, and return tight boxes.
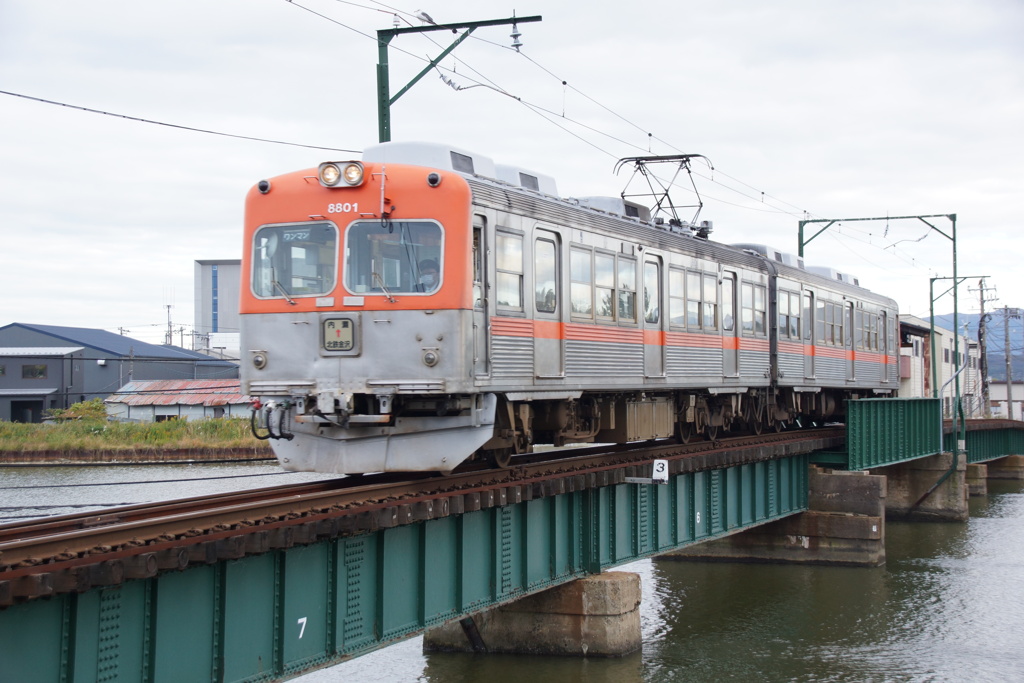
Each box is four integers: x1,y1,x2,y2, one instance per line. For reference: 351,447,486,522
0,399,269,454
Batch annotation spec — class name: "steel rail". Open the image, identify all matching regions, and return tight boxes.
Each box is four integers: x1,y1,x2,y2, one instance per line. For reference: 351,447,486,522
0,428,842,594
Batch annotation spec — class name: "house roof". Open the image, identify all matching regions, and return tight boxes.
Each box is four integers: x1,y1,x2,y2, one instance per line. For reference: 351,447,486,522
105,380,250,407
0,323,234,366
0,347,84,357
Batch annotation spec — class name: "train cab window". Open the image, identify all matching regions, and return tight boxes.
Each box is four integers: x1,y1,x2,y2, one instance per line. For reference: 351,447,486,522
495,232,523,310
643,261,660,324
343,220,442,295
535,238,558,314
252,222,337,299
570,247,593,318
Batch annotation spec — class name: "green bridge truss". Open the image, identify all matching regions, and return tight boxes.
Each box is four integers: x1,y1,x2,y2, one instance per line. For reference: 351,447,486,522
1,455,808,682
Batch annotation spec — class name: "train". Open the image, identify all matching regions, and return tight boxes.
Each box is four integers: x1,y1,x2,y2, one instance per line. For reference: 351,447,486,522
240,141,899,474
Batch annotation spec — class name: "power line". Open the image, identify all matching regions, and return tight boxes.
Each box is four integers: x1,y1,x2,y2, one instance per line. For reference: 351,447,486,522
0,89,360,153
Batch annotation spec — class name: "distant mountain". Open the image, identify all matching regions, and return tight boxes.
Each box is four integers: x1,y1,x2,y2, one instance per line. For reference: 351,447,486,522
931,310,1023,381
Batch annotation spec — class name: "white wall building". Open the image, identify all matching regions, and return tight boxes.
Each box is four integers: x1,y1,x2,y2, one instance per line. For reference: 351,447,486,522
899,314,982,418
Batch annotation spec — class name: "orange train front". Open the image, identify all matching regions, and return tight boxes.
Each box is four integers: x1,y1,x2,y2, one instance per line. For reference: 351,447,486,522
241,142,899,474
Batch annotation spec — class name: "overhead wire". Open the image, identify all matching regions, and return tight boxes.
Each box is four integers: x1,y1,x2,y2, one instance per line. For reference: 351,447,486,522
0,90,359,154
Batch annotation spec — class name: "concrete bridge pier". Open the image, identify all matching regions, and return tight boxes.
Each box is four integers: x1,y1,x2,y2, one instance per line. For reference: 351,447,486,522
967,463,988,496
658,467,886,567
423,571,642,657
872,452,968,522
986,454,1024,480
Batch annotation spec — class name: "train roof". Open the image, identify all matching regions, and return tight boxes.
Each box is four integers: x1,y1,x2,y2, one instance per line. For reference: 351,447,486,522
359,142,897,309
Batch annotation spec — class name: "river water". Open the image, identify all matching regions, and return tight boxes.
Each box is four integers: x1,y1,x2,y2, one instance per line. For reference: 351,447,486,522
2,464,1023,681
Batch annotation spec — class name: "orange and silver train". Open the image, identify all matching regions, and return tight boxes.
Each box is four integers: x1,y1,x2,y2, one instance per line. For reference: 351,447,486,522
240,142,899,474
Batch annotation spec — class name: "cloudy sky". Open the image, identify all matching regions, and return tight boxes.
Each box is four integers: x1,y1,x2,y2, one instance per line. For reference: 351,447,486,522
2,0,1021,346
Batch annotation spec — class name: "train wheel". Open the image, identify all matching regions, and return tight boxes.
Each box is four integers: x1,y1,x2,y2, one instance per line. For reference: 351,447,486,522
705,423,719,441
676,420,695,444
488,448,513,469
751,415,764,435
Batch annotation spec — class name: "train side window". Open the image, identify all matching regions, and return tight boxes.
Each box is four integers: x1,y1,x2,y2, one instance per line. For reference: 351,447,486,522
686,271,702,328
780,291,800,339
535,238,557,314
618,257,636,323
789,292,800,338
753,285,766,335
741,283,766,336
570,247,593,318
595,252,615,320
473,219,484,309
855,309,864,350
495,232,523,310
722,276,735,332
816,300,826,344
644,261,660,324
803,292,813,342
703,274,718,331
669,269,686,327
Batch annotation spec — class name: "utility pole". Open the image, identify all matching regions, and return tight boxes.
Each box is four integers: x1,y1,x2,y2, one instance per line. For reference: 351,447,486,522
376,14,541,142
1002,307,1021,419
165,304,174,346
970,278,996,416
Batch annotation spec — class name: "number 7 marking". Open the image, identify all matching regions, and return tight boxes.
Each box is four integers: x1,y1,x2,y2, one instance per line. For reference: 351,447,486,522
297,617,308,639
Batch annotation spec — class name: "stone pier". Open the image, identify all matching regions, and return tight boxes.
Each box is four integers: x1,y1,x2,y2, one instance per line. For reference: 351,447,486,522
423,572,642,657
967,463,988,496
986,454,1024,480
659,467,886,567
872,452,968,521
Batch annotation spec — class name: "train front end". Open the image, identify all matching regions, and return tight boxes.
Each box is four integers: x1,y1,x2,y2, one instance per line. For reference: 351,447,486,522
239,159,495,474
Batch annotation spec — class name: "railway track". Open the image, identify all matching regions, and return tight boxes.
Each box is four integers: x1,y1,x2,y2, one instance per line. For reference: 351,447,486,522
0,427,843,604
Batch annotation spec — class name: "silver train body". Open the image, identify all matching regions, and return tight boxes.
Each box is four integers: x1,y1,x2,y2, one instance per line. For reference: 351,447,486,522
241,142,899,474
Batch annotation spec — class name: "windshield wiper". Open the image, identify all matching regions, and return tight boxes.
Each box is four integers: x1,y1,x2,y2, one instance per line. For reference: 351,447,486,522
372,272,398,303
271,279,298,306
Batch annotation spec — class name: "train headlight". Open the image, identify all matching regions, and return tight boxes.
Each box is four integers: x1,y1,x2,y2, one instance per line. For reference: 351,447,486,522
252,352,268,370
318,161,364,187
422,349,439,367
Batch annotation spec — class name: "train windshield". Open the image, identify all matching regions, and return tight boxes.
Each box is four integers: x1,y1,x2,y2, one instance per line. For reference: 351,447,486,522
252,222,337,299
344,220,443,295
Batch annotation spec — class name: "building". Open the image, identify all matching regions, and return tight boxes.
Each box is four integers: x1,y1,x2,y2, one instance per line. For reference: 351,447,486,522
194,259,241,358
988,381,1024,420
899,314,983,418
105,379,251,422
0,323,238,423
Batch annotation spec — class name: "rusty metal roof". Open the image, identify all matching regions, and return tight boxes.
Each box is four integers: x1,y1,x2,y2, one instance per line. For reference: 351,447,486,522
105,380,250,407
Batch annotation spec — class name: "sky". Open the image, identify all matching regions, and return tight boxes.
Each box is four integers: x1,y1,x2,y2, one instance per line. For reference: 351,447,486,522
1,0,1022,346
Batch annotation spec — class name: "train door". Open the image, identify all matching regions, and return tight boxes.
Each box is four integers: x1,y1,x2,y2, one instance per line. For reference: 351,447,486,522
847,301,856,381
534,230,563,378
644,258,665,377
803,291,815,379
472,215,489,379
722,272,738,377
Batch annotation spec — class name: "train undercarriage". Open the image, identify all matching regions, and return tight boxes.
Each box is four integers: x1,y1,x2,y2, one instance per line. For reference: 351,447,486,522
252,385,862,474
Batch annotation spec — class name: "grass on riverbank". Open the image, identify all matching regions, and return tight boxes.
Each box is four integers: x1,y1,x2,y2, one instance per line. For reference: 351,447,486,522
0,400,267,453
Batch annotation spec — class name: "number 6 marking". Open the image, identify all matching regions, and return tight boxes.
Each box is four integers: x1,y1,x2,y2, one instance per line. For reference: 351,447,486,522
297,617,308,639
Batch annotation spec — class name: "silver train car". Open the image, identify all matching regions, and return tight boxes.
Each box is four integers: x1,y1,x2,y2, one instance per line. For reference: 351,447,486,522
240,142,899,474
